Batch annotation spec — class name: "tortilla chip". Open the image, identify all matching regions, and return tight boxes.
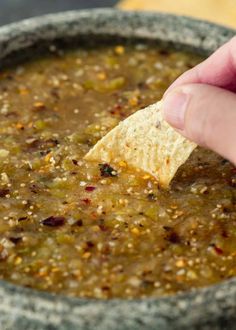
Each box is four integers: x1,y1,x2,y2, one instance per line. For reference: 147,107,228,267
84,101,196,188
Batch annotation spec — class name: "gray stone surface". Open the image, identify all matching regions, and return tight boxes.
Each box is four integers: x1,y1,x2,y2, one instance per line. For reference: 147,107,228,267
0,9,235,330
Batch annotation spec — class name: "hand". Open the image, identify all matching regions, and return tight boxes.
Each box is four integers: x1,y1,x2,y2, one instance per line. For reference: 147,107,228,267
162,36,236,165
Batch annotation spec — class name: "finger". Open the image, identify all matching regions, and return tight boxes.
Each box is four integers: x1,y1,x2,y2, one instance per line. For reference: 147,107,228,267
163,84,236,165
165,36,236,94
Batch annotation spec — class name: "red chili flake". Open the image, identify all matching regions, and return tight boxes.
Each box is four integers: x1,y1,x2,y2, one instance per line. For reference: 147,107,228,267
18,216,28,222
72,159,78,165
98,225,106,231
147,193,157,201
165,231,181,244
91,211,98,219
110,107,126,118
0,189,10,198
137,81,146,89
228,176,236,187
42,216,66,227
9,237,22,244
213,244,223,255
102,244,110,255
85,186,96,192
163,226,172,232
221,230,228,238
99,163,117,177
159,49,170,56
75,219,83,226
98,219,107,231
86,241,95,248
101,286,110,291
29,184,40,194
231,168,236,174
114,104,122,110
81,198,91,205
110,104,122,115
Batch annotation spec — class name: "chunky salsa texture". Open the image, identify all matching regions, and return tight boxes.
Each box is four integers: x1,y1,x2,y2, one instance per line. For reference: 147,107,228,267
0,44,235,299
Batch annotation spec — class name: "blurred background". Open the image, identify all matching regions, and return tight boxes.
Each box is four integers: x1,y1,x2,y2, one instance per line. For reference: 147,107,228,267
0,0,118,25
0,0,235,28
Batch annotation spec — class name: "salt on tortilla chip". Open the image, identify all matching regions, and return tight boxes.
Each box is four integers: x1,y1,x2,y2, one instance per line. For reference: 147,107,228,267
84,101,196,188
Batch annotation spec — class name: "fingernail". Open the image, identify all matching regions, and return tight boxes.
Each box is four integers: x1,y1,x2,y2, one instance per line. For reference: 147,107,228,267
162,91,190,130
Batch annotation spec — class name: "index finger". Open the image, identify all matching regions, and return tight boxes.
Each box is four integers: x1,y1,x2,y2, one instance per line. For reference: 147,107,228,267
165,36,236,94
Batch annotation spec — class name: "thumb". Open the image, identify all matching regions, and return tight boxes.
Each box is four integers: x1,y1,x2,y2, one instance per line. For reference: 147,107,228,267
162,84,236,165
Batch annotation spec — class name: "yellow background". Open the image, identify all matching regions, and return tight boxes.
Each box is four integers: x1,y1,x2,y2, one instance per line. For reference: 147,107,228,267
118,0,236,28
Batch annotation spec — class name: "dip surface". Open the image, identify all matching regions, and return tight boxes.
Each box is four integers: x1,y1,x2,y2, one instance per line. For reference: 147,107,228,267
0,44,235,299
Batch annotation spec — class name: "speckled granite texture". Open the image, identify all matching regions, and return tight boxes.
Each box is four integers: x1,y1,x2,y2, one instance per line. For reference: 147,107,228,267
0,9,235,330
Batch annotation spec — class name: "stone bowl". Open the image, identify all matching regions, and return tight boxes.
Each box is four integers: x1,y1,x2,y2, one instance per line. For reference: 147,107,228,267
0,9,235,330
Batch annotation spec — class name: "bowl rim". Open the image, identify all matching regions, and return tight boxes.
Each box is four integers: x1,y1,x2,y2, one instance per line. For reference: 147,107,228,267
0,8,236,329
0,8,235,62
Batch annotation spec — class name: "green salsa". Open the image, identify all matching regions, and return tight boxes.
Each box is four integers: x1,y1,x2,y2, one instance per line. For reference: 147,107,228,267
0,44,235,299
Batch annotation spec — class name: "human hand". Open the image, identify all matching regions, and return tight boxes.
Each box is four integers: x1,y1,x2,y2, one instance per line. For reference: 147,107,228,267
162,36,236,165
